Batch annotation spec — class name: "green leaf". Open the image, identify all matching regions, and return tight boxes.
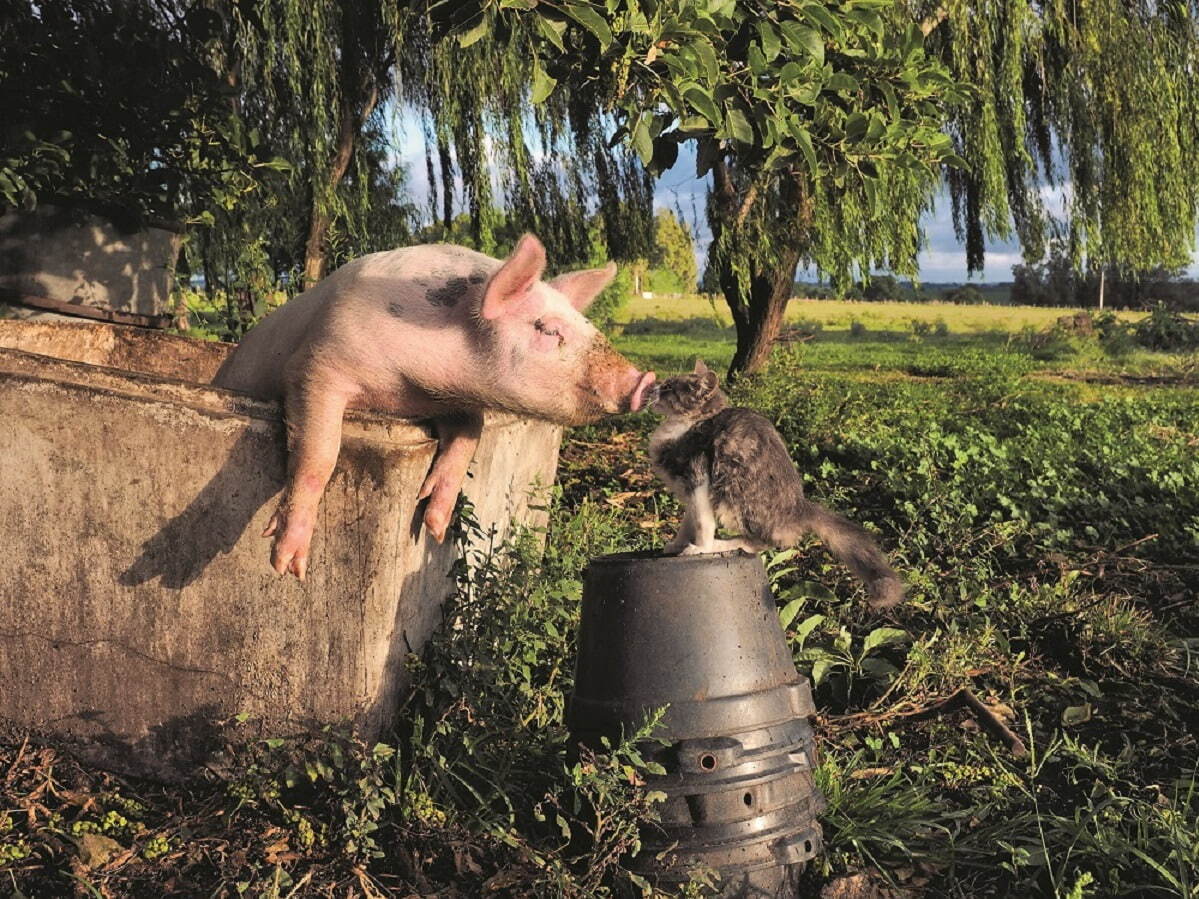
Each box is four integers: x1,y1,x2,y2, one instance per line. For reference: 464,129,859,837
781,22,824,66
726,106,754,144
780,61,806,84
758,21,781,61
531,65,558,104
631,114,654,164
795,613,825,644
800,3,844,41
862,627,911,655
748,43,767,76
535,15,567,53
844,112,868,141
456,17,489,48
692,38,719,84
826,72,859,92
847,7,884,38
683,85,722,126
834,627,853,654
779,599,805,628
563,3,614,50
811,657,834,685
787,119,818,172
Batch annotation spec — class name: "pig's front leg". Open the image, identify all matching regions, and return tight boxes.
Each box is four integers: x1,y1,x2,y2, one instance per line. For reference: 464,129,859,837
264,382,351,580
418,411,483,543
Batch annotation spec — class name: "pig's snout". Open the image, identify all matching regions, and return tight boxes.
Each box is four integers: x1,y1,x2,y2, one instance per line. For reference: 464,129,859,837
579,339,655,417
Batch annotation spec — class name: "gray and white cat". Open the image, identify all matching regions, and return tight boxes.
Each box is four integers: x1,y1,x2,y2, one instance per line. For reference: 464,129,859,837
647,360,904,609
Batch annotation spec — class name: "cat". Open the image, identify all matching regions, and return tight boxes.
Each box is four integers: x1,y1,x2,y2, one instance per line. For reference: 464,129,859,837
646,359,904,609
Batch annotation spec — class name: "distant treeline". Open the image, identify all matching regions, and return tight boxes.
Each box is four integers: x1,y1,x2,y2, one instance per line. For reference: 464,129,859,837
1010,254,1199,311
796,264,1199,311
795,276,1014,306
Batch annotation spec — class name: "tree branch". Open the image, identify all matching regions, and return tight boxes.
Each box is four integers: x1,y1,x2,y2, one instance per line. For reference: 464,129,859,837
921,6,948,35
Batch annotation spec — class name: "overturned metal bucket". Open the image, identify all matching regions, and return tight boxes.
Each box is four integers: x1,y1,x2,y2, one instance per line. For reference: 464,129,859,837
569,550,825,897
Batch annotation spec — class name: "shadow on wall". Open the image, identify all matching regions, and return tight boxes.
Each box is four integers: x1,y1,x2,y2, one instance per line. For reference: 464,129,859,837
0,204,181,316
119,430,286,589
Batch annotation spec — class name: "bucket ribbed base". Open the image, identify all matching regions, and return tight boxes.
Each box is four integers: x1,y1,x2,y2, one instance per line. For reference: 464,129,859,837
569,551,825,897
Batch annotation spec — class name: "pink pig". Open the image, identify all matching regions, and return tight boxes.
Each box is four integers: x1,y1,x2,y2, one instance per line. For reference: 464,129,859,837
212,234,655,580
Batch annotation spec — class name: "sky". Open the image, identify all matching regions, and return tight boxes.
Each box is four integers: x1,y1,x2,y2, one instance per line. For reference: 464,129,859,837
393,112,1199,284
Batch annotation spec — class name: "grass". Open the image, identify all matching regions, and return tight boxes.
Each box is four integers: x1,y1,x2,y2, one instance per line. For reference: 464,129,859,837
2,296,1197,897
621,292,1147,332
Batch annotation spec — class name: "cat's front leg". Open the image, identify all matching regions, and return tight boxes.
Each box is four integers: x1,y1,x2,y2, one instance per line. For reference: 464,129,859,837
663,505,697,554
675,482,718,553
680,537,764,555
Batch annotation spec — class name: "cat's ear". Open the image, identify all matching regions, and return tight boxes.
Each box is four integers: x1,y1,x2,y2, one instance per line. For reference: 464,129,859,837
693,358,711,375
700,370,718,391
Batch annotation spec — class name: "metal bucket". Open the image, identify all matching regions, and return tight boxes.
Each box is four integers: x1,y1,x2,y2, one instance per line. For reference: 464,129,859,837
569,550,825,897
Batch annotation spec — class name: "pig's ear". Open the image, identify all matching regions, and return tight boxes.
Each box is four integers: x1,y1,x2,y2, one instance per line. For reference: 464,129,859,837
549,262,617,312
693,358,711,375
481,233,546,320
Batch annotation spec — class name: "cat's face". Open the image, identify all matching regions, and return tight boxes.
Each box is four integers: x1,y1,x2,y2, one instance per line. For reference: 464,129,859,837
651,369,722,417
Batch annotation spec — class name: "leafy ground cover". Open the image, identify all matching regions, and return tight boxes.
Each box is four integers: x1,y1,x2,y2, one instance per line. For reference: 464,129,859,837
2,302,1196,897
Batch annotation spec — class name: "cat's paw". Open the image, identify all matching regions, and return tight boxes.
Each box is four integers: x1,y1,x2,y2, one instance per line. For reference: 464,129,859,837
678,543,707,556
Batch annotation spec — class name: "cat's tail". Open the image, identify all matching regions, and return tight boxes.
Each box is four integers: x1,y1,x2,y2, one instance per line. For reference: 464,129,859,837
781,499,905,609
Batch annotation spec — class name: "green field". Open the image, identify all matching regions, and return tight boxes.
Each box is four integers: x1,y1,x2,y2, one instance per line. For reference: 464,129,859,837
2,300,1197,897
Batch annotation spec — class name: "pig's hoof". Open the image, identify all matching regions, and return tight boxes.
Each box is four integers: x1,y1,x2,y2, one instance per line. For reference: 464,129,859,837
423,506,450,544
271,539,310,581
267,513,314,581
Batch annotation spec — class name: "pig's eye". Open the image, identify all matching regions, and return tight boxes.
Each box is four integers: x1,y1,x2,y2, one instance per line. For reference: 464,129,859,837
534,318,560,337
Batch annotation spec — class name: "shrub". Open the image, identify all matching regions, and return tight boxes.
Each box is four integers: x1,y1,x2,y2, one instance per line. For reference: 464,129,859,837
1132,303,1199,352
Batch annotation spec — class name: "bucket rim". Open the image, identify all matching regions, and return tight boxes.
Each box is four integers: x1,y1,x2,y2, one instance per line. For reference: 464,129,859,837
585,548,756,568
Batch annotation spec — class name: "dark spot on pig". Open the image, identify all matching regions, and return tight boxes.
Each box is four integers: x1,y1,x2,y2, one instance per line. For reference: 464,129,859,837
428,277,469,307
387,301,405,317
468,271,487,284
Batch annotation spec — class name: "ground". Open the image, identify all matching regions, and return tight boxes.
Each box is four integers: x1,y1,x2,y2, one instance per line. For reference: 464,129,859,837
2,298,1196,898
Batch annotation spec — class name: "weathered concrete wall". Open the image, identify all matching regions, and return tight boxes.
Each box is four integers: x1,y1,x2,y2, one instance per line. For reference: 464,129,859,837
0,321,561,779
0,204,182,319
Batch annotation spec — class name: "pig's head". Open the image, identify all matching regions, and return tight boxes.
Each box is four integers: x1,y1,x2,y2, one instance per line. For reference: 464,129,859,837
472,234,655,425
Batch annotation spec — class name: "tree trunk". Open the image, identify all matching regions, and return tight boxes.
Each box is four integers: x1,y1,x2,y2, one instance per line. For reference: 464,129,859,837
718,245,802,377
710,156,808,378
302,95,362,288
301,4,383,290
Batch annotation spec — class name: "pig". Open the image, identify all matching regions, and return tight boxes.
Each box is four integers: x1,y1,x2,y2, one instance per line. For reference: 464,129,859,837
212,234,656,580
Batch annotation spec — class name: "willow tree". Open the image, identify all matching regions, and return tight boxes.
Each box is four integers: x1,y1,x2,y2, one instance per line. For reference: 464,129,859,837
921,0,1199,280
441,0,1198,374
214,1,658,287
419,2,966,374
219,2,399,287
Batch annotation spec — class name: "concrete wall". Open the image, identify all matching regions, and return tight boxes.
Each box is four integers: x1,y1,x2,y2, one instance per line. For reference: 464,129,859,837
0,320,561,780
0,204,181,319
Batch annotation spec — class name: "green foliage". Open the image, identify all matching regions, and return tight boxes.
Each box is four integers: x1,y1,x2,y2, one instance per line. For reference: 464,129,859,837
651,209,698,292
223,728,398,859
942,285,987,305
0,2,286,220
1132,304,1199,352
931,0,1199,273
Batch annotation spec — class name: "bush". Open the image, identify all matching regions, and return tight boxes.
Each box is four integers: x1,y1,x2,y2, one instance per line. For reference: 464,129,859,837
941,285,986,305
1132,303,1199,352
588,265,634,327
